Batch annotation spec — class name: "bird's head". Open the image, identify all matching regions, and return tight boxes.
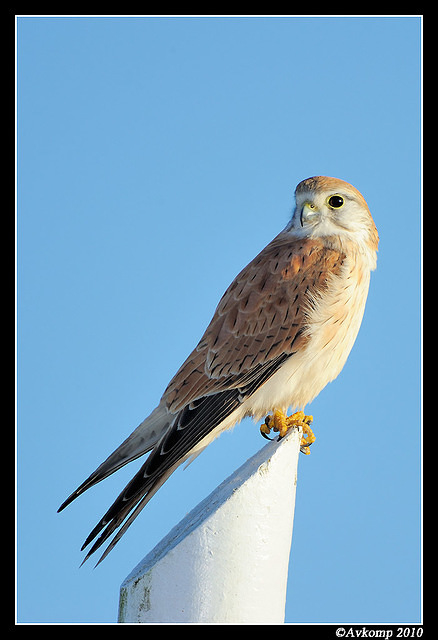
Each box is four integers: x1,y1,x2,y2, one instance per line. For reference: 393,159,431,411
288,176,379,266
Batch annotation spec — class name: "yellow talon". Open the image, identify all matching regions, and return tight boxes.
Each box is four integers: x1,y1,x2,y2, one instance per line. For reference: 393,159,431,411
272,409,290,438
260,409,315,454
300,420,316,454
260,422,272,436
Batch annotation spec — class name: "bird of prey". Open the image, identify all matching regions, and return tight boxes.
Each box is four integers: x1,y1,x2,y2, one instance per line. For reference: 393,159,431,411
58,176,379,565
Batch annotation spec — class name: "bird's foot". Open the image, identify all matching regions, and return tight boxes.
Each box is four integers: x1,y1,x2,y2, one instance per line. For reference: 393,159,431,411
260,409,315,454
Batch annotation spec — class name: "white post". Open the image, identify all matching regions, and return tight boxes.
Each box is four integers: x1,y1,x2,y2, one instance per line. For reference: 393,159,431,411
118,427,301,624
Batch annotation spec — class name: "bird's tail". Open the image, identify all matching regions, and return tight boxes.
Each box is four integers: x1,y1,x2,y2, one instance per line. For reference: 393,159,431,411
57,402,170,513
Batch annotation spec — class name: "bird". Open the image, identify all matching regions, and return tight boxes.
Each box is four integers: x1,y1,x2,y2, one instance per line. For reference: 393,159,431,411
58,176,379,566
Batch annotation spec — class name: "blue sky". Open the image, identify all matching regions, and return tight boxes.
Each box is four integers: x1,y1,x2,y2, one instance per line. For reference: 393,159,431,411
17,16,421,624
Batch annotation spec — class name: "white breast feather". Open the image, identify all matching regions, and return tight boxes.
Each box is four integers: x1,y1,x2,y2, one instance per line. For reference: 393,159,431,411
246,255,371,417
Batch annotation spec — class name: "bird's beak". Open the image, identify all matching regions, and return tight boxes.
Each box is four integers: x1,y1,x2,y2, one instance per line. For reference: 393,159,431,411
300,202,320,227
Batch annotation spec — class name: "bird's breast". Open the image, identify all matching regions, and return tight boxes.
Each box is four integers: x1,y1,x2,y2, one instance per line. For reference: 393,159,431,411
245,256,371,418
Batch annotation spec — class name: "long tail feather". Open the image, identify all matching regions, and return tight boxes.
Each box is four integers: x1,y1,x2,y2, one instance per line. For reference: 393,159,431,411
58,403,169,512
80,389,244,564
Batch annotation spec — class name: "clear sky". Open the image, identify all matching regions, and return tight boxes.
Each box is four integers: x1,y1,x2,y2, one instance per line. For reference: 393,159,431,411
17,15,421,624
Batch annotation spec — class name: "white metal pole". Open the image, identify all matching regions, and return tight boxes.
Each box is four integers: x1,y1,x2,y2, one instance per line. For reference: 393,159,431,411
118,426,301,624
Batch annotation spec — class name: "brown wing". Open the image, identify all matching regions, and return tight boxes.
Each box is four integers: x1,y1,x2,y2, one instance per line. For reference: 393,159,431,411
164,234,346,412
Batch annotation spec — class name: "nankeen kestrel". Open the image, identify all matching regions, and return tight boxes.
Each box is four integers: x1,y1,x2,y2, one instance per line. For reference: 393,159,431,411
58,176,379,565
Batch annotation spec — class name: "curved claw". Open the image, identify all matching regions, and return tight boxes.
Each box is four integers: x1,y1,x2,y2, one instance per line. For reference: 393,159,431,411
260,417,273,440
260,409,316,454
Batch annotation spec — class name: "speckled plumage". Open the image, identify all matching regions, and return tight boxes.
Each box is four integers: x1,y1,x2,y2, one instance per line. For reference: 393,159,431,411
58,176,378,565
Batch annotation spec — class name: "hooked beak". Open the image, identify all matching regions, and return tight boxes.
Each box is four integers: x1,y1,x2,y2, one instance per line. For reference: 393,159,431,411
300,202,320,227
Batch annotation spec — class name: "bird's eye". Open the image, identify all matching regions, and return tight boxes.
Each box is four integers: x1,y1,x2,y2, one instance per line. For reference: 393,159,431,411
327,195,344,209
